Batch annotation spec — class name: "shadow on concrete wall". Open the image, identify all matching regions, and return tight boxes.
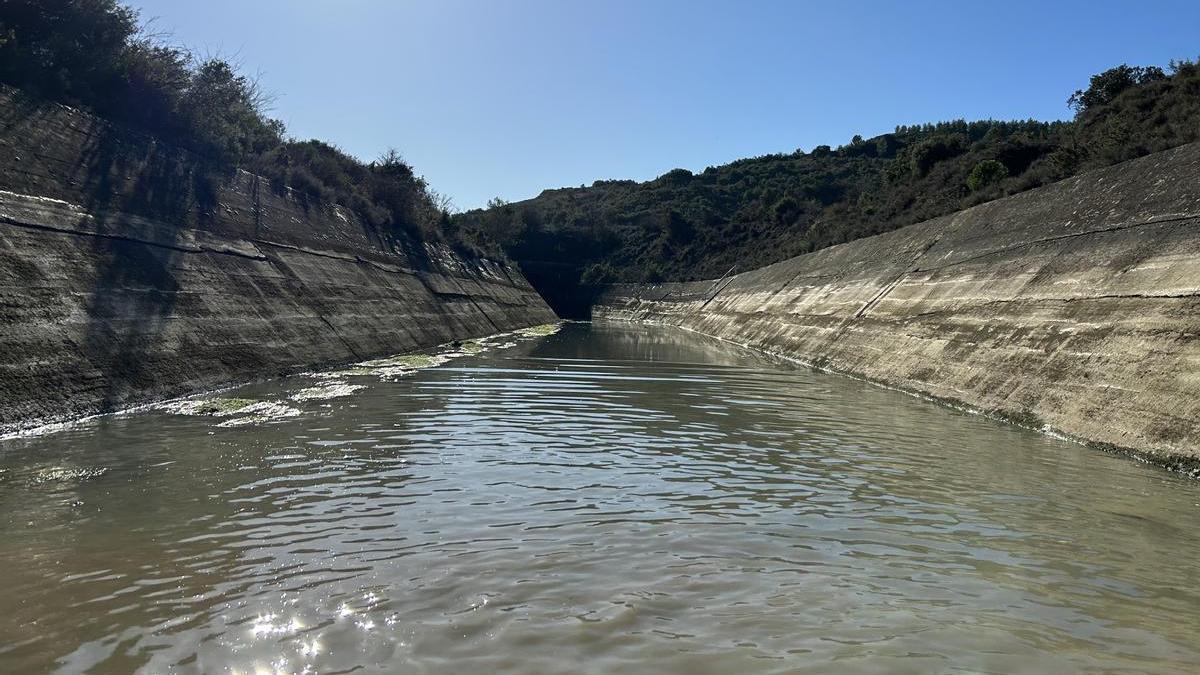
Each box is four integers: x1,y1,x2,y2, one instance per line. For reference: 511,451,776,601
74,128,197,413
0,93,233,414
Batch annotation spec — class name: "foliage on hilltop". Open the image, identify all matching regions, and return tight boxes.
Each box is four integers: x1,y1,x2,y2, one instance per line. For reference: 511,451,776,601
0,0,451,242
453,59,1200,283
2,2,1198,277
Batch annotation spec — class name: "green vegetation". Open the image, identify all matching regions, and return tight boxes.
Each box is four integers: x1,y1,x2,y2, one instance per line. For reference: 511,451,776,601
170,397,256,416
0,0,451,242
966,159,1009,192
2,2,1198,299
326,366,377,378
517,323,562,337
363,354,444,369
1067,64,1167,113
452,60,1200,292
458,340,485,354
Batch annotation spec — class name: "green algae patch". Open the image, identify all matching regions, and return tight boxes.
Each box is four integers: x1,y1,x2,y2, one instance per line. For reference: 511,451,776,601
370,365,418,380
517,323,561,337
309,350,452,383
324,366,376,378
193,398,256,415
215,401,302,427
291,383,366,402
306,324,562,385
393,354,438,368
161,397,258,417
363,353,448,369
159,396,303,426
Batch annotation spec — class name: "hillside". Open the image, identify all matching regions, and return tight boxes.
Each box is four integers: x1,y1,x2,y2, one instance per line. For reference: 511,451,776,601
452,60,1200,313
594,139,1200,470
0,0,456,248
0,83,556,432
3,2,1198,318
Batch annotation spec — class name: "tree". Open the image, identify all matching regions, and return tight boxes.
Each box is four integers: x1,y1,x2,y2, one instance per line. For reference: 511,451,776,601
580,262,617,286
966,160,1009,191
0,0,139,104
0,0,468,250
177,59,282,162
909,134,967,176
374,148,415,178
116,40,190,134
659,168,693,185
771,196,800,225
1068,64,1167,114
664,210,694,243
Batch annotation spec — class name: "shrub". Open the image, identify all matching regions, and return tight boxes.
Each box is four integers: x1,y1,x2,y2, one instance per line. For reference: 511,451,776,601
771,196,801,225
659,168,693,185
966,159,1009,191
1068,64,1168,114
453,57,1200,284
0,0,455,249
287,166,329,202
580,262,617,286
909,133,968,176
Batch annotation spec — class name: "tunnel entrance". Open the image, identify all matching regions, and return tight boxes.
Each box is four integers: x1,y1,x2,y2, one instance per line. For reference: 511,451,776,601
517,260,603,320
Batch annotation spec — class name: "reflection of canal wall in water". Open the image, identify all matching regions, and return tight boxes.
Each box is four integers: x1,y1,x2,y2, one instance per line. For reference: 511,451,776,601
0,86,556,434
597,142,1200,474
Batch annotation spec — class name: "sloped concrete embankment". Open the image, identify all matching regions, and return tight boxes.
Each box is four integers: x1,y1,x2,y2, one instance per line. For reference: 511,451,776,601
597,143,1200,473
0,88,556,433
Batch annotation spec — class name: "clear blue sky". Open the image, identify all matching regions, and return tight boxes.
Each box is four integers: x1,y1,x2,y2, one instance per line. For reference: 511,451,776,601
128,0,1200,210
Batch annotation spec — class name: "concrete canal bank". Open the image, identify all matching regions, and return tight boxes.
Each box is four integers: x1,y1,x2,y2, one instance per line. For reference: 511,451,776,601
0,88,556,432
597,142,1200,473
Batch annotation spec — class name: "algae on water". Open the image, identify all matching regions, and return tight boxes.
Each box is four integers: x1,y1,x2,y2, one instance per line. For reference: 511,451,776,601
306,323,560,384
215,401,302,427
169,325,563,421
370,366,418,380
517,323,561,337
362,353,448,369
159,397,302,427
320,366,377,378
161,397,258,417
291,383,366,402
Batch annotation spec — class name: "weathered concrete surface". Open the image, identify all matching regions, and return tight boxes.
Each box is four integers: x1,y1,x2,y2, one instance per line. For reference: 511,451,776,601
0,88,556,433
597,142,1200,473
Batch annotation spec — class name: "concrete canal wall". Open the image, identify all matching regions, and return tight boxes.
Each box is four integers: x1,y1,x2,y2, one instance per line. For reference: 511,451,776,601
597,142,1200,473
0,88,556,432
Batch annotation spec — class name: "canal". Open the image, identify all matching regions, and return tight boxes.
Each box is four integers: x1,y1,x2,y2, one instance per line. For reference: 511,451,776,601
1,322,1198,673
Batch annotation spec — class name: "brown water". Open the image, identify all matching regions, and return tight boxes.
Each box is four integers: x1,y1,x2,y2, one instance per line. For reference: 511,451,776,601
1,322,1199,674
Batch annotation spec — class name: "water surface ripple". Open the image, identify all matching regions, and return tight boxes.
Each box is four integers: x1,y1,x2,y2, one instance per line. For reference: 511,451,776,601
1,323,1199,674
